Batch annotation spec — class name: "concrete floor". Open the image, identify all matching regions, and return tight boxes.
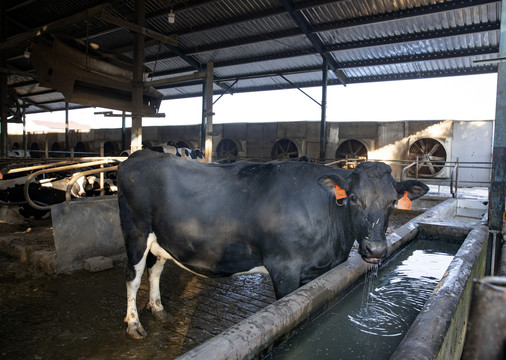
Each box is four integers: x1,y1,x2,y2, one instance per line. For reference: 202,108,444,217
0,221,276,359
0,206,424,359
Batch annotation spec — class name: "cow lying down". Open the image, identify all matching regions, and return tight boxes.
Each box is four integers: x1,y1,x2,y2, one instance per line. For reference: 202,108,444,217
117,150,429,339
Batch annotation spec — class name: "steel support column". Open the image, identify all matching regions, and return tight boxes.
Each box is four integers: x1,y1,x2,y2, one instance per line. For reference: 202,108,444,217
0,1,7,157
320,59,328,161
488,0,506,274
121,111,126,151
131,0,145,153
201,83,205,151
204,62,214,162
22,101,27,157
65,102,69,151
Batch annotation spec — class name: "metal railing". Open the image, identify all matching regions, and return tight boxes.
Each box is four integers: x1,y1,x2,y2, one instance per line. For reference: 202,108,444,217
23,159,121,211
399,158,492,198
0,157,123,209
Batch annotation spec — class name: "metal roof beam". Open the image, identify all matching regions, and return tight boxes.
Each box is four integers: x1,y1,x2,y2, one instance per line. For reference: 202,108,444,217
98,9,178,46
150,41,498,82
190,46,498,84
281,0,347,85
169,0,498,39
312,0,499,33
348,66,498,84
144,5,499,69
0,4,106,50
159,63,499,100
19,96,53,112
154,45,498,93
189,25,500,69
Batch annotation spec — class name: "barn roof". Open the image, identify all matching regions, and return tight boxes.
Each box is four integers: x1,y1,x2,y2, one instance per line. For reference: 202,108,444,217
2,0,501,118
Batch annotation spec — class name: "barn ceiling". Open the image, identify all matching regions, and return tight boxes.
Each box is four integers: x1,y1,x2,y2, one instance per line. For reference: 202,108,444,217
1,0,501,119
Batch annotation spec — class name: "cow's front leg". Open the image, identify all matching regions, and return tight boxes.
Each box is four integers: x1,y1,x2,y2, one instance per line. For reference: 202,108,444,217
265,261,301,299
146,252,169,321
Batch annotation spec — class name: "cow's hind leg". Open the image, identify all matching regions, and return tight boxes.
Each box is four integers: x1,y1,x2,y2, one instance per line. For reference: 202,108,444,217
124,249,149,339
124,230,162,339
146,249,169,322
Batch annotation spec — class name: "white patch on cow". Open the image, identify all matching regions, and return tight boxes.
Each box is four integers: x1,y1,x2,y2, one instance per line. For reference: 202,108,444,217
71,175,86,197
233,266,269,276
147,256,166,314
148,232,208,278
124,250,149,327
39,178,57,187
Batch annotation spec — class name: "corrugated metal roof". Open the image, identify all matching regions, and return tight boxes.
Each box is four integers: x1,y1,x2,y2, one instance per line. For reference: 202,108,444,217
2,0,501,117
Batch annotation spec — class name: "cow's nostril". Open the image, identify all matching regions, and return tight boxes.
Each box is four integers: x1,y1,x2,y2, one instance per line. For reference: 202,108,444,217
364,242,387,259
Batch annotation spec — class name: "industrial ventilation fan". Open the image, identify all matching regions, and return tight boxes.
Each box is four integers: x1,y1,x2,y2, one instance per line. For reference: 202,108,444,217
271,139,299,160
216,139,238,163
335,139,368,169
407,138,448,177
30,39,162,114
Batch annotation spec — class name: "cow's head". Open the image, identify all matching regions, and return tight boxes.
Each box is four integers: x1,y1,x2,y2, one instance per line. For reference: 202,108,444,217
320,162,429,264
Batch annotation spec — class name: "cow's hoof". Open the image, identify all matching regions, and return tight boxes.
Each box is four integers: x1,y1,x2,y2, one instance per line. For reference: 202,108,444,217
152,309,170,322
126,322,147,339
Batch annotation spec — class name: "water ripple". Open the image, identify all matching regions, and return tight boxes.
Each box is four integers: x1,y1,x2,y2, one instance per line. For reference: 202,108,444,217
348,250,454,337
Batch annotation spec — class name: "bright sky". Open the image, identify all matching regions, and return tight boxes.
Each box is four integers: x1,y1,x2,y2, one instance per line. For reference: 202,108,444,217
10,73,498,134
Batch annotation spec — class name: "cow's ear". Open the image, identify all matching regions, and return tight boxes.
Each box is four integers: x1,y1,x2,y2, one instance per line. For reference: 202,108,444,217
319,174,349,196
395,180,429,200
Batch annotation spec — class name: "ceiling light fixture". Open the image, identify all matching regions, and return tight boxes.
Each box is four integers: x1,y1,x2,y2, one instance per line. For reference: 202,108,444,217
168,9,175,24
23,48,31,59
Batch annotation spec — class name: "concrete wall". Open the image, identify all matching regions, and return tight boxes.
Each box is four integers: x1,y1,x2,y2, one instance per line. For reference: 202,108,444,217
451,121,494,184
8,120,493,183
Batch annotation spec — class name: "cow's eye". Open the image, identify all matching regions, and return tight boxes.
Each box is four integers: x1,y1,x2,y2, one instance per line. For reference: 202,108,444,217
349,194,357,203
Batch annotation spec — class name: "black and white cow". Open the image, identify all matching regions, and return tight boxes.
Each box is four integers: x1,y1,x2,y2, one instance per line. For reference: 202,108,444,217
117,150,429,339
148,142,204,160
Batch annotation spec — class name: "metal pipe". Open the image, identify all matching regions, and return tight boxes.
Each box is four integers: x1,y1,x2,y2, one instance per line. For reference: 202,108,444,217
7,160,76,174
23,159,118,211
400,162,416,181
99,143,105,195
5,157,123,175
455,158,459,198
0,1,7,158
130,0,145,153
65,102,69,152
65,165,118,201
320,59,328,161
490,230,497,275
415,156,419,180
44,138,48,159
204,62,214,163
22,100,27,158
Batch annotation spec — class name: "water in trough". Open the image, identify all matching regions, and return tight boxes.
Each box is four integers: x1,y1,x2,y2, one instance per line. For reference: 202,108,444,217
266,238,460,360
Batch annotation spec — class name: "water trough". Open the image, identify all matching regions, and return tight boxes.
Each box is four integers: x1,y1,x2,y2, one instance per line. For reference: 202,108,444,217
178,197,489,360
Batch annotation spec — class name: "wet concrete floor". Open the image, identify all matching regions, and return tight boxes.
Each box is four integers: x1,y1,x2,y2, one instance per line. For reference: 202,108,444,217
0,210,416,360
0,232,275,359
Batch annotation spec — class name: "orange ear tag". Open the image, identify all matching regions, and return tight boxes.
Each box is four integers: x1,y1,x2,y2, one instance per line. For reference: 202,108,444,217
397,191,412,211
334,185,347,200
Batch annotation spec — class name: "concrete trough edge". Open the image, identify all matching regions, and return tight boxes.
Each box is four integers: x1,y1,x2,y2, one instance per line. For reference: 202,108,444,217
177,199,460,360
390,220,489,360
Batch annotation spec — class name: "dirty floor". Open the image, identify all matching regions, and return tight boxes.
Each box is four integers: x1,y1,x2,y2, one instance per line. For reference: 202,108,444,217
0,228,275,359
0,209,417,360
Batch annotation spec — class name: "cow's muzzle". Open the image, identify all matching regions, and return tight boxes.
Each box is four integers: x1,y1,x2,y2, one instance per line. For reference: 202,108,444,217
360,240,388,264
